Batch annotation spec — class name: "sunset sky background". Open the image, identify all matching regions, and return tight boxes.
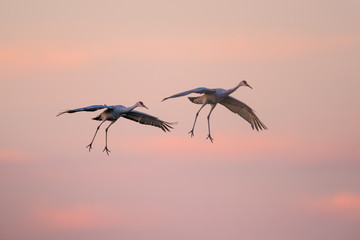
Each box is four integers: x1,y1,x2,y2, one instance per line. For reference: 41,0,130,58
1,0,360,239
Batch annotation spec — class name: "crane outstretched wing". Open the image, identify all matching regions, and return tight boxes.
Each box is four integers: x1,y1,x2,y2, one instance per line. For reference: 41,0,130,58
220,96,267,131
56,105,114,117
162,87,216,101
122,110,175,132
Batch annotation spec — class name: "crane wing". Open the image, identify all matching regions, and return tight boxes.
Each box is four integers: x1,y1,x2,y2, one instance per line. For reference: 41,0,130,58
56,105,114,117
220,96,267,131
162,87,216,101
122,110,175,132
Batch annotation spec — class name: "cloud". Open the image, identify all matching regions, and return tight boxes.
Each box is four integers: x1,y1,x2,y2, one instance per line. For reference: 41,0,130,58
114,133,298,161
309,193,360,215
0,46,100,70
322,193,360,210
1,33,356,71
32,204,155,230
36,205,102,230
0,149,41,164
113,130,358,163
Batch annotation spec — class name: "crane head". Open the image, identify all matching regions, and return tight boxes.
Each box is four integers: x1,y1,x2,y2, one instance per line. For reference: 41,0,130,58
241,80,253,89
137,101,148,109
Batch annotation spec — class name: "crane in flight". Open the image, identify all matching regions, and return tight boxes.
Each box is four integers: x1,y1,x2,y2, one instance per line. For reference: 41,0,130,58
57,101,174,155
162,81,267,142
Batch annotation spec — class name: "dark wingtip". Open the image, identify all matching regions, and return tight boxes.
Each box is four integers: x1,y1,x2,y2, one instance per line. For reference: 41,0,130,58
161,122,177,132
258,120,268,131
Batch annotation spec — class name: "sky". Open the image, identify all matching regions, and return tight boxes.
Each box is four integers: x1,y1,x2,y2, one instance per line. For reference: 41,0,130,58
1,0,360,239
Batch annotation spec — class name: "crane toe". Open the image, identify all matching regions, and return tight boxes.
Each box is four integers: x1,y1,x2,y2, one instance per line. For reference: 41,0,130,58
103,147,111,156
188,130,195,137
206,134,214,143
86,144,93,152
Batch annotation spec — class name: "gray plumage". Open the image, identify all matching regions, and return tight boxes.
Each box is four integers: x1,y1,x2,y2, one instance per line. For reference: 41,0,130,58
57,101,174,155
162,81,267,142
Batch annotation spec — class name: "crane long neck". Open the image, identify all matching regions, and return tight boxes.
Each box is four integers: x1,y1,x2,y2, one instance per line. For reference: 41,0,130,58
226,82,242,95
125,103,138,112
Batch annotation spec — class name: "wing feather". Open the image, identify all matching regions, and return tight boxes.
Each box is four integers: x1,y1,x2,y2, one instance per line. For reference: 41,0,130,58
162,87,216,101
56,105,113,117
122,110,175,132
220,96,267,131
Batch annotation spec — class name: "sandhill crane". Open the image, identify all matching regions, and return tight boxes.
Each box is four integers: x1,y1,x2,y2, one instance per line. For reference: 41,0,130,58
162,81,267,142
57,101,174,155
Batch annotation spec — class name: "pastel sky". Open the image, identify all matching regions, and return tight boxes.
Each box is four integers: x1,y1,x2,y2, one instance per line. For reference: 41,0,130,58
1,0,359,239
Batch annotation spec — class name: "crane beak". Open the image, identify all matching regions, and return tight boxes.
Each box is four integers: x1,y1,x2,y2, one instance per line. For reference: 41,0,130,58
142,104,149,109
245,83,253,89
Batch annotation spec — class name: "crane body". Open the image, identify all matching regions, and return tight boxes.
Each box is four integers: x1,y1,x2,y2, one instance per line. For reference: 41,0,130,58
162,81,267,142
57,101,174,155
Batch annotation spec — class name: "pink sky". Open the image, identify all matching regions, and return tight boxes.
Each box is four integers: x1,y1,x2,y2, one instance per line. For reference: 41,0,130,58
1,0,360,239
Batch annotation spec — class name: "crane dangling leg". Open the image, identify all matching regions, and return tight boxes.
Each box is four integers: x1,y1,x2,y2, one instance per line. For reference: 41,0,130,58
103,120,117,156
188,103,207,137
206,104,217,143
86,120,106,152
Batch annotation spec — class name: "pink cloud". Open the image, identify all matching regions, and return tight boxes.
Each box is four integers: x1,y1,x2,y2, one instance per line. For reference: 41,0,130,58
1,33,356,71
115,133,299,161
113,131,356,162
32,204,155,230
0,149,40,164
36,205,102,229
330,193,360,209
108,34,357,62
0,46,100,69
323,193,360,210
308,193,360,215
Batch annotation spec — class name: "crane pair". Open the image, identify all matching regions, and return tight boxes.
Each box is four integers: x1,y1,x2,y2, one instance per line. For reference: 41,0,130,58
57,81,267,155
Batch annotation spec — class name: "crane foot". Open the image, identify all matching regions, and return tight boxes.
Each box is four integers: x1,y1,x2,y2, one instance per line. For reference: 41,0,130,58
86,143,93,152
188,129,195,138
206,134,214,143
103,146,111,156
